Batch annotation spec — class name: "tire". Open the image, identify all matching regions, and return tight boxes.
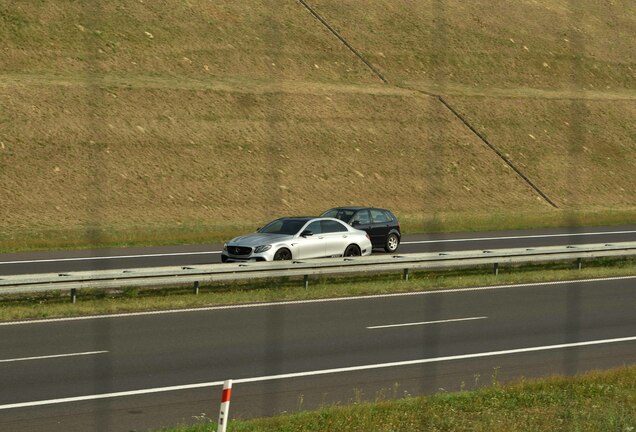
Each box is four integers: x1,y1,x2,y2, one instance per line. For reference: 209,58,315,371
344,244,361,257
273,248,292,261
384,233,400,252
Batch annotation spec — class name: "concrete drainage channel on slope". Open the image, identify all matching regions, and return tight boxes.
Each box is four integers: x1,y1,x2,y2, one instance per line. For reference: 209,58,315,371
296,0,558,208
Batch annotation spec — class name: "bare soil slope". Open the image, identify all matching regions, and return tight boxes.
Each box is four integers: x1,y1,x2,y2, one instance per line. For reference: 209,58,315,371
309,0,635,91
0,0,634,250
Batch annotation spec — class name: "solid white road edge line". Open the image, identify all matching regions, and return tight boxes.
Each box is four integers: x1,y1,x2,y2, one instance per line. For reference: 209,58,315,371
0,351,108,363
0,251,220,265
1,336,634,410
367,316,488,329
2,229,633,265
401,229,636,245
1,275,634,327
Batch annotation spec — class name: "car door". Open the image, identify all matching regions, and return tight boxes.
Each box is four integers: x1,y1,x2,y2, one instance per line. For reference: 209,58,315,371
350,209,372,240
368,209,392,247
296,221,326,259
321,220,350,257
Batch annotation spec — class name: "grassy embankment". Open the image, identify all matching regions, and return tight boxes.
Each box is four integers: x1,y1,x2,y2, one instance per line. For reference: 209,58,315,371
1,0,634,253
160,365,636,432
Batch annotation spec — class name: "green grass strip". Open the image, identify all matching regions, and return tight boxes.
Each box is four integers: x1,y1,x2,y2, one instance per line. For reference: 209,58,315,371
1,258,634,322
160,365,636,432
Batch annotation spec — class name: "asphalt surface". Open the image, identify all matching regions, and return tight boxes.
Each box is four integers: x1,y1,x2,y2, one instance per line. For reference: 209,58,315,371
1,225,635,275
0,276,635,431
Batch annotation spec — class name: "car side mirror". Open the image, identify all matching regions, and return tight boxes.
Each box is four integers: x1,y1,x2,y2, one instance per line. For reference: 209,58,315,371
301,230,313,237
351,220,360,226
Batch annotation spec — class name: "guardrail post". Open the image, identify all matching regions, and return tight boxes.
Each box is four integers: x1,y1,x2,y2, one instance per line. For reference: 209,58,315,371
70,288,77,304
217,379,232,432
403,268,410,281
193,281,200,295
577,258,582,270
303,275,309,289
493,263,499,276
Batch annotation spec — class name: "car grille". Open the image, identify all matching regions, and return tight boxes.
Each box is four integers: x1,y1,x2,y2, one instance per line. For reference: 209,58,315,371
228,246,252,256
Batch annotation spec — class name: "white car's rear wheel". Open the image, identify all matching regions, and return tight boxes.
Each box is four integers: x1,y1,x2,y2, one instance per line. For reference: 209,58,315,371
344,245,361,257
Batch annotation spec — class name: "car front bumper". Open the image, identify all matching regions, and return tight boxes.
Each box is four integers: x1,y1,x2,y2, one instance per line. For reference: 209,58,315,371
221,253,269,263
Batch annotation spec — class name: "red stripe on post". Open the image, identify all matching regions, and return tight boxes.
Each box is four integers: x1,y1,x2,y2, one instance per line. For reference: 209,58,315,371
221,388,232,403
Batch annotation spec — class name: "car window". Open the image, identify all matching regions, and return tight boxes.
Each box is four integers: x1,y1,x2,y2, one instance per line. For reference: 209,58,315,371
259,220,283,233
320,209,338,218
321,209,355,223
305,221,322,235
370,209,392,223
351,210,370,225
260,219,307,234
321,220,348,233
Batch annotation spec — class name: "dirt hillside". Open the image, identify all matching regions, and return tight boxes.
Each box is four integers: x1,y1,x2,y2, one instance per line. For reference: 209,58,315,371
0,0,634,250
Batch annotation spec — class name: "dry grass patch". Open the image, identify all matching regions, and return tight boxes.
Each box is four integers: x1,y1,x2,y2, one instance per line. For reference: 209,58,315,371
1,0,634,251
0,79,549,250
446,96,636,210
0,0,376,83
308,0,636,90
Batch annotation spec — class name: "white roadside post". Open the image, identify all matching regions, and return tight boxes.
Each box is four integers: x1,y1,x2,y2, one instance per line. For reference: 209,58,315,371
217,379,233,432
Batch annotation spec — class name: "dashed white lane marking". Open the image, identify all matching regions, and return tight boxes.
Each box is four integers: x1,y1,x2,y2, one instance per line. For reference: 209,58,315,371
367,316,487,329
1,336,634,410
0,275,634,326
0,351,108,363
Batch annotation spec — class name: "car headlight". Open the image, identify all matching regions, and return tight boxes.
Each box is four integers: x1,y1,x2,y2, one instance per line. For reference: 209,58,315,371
253,245,272,253
223,243,227,252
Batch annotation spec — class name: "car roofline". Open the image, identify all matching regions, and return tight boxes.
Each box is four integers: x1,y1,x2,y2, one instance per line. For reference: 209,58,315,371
324,206,392,212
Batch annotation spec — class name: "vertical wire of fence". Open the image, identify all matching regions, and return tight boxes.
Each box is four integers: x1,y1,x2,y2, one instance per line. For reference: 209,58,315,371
83,3,115,429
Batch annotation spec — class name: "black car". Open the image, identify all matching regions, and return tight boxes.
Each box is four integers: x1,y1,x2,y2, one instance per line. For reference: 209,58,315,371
320,207,401,252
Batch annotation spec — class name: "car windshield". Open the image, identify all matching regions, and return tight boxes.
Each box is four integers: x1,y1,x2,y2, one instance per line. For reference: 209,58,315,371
258,219,308,235
320,209,356,223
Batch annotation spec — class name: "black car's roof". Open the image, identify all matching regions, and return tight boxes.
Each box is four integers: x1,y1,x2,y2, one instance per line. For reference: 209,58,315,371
327,206,389,211
273,216,315,221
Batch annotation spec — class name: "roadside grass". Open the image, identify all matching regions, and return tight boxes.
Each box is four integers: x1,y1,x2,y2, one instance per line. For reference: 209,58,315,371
0,222,250,253
2,208,635,254
397,208,636,238
161,365,636,432
1,257,634,322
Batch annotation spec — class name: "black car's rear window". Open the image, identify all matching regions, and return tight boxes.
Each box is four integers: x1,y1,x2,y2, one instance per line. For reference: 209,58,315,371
321,209,356,223
371,209,393,223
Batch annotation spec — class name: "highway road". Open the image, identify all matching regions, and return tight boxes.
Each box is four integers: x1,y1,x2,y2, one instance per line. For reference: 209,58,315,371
1,225,635,275
0,276,635,431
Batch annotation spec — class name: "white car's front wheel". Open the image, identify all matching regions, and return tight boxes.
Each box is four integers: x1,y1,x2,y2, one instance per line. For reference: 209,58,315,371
273,248,292,260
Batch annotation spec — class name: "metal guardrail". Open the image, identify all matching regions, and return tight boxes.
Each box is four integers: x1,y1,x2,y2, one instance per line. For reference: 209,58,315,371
1,242,635,301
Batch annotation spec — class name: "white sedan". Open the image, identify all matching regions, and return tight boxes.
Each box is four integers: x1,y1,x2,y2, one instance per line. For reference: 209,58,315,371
221,217,372,262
